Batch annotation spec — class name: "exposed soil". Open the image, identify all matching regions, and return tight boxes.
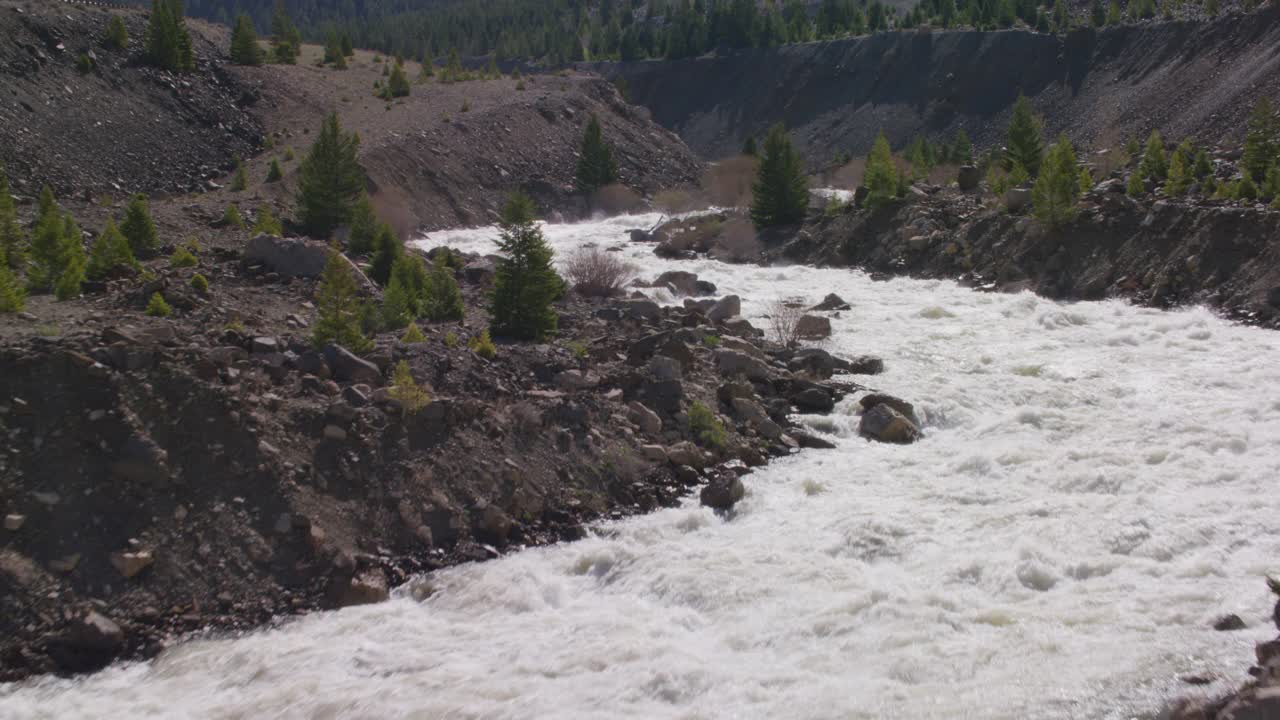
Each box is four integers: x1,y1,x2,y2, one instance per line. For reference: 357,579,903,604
595,9,1280,167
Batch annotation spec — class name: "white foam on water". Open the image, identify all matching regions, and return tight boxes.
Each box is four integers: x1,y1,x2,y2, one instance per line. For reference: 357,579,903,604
4,211,1280,719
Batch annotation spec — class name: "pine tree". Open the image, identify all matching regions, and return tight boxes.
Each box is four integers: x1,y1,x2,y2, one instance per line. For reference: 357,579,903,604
424,256,464,321
1007,94,1044,177
1238,173,1259,201
230,14,261,65
486,54,500,79
145,0,194,72
0,166,25,271
1165,142,1191,195
1032,136,1080,228
388,63,411,97
1127,169,1145,197
1205,0,1220,16
87,219,137,280
120,194,159,257
1262,163,1280,202
29,187,65,291
574,114,619,193
742,135,757,156
369,223,402,286
951,129,973,165
490,193,561,341
381,253,426,329
253,204,283,236
1193,149,1213,179
749,123,808,227
145,291,172,317
1078,166,1094,194
340,32,353,57
401,322,426,343
864,131,899,209
271,0,300,64
297,113,364,238
50,214,86,300
105,15,129,51
1140,130,1168,181
313,246,372,353
230,156,248,191
266,158,283,183
1106,0,1122,23
444,48,463,83
1242,98,1278,183
1091,0,1107,25
346,193,378,255
0,265,24,313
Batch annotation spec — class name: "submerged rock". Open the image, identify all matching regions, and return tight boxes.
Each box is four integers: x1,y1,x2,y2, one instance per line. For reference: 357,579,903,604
858,404,920,444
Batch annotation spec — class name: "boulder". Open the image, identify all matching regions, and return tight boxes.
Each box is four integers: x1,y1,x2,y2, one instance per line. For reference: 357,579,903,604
795,315,832,340
715,348,772,381
627,402,663,436
629,229,655,243
245,235,373,290
718,335,765,359
791,387,835,412
639,444,668,462
53,611,124,672
720,317,761,338
859,404,921,444
848,356,885,375
683,298,716,314
700,473,746,510
4,514,24,531
707,295,741,324
667,442,705,469
860,393,920,427
789,348,838,378
654,271,702,296
338,569,390,607
810,293,851,311
656,338,695,369
617,298,661,321
1218,687,1280,720
641,378,684,414
730,397,768,425
1213,614,1246,631
791,431,837,449
463,258,496,285
957,165,981,191
322,344,382,385
1004,188,1032,213
555,369,596,391
647,355,682,381
110,550,154,579
251,337,279,354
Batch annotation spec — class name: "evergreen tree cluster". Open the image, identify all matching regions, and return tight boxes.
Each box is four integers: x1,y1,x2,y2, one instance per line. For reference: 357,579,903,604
297,113,364,239
574,115,619,194
750,123,808,227
230,14,262,65
490,193,562,341
145,0,195,72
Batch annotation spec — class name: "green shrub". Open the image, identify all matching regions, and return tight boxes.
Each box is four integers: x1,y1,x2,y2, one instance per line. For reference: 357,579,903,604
469,329,496,358
388,360,430,415
312,247,372,353
145,292,172,317
0,266,25,313
401,321,426,343
444,330,458,348
864,131,899,209
575,114,619,194
104,15,129,50
120,194,159,257
169,246,197,268
689,401,727,449
223,204,244,229
76,53,95,74
423,257,464,321
1032,135,1080,229
230,156,247,191
749,123,807,227
190,272,209,293
489,193,561,340
253,204,283,236
87,219,138,280
266,158,283,183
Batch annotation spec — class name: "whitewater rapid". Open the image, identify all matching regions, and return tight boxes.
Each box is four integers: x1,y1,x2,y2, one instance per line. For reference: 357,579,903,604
4,212,1280,719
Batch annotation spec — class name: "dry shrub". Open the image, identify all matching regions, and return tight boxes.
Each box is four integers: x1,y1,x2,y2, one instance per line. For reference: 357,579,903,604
766,297,807,347
702,155,758,208
654,189,701,214
591,184,645,216
927,163,959,186
831,157,866,190
712,218,763,263
563,246,637,297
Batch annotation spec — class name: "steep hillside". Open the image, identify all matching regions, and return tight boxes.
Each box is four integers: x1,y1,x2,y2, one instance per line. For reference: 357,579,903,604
594,9,1280,165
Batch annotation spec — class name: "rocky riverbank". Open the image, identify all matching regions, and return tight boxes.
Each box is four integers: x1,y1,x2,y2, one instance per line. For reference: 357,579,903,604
0,228,908,681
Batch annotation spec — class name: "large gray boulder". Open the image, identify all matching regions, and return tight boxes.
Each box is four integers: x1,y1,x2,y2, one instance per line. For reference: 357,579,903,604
707,295,742,323
715,348,772,381
859,405,920,444
245,234,375,291
795,315,832,340
322,345,382,385
957,165,981,191
700,473,746,510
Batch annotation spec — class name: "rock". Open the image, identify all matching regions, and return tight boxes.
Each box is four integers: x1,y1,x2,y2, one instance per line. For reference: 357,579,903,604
656,338,695,369
789,348,838,378
654,239,695,259
112,436,170,485
480,504,513,544
791,387,835,412
246,235,367,285
810,293,851,311
654,271,702,296
647,355,683,381
640,378,684,414
628,229,654,243
791,431,837,449
757,419,785,441
1218,687,1280,720
251,337,279,354
628,402,663,435
323,425,348,442
720,317,760,338
683,298,716,314
322,344,381,384
555,369,596,391
208,346,248,366
848,356,885,375
110,550,154,579
700,473,746,510
718,381,755,403
795,315,832,340
463,258,496,285
1004,188,1032,213
730,397,768,425
341,385,370,407
715,349,772,381
4,514,26,531
639,444,668,462
859,404,921,444
707,295,741,323
666,442,705,469
338,569,390,607
860,393,920,427
617,298,661,321
718,335,765,359
957,165,981,191
55,611,125,671
1214,614,1247,631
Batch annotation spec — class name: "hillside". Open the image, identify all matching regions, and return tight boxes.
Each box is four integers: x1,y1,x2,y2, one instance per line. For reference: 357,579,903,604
594,9,1280,165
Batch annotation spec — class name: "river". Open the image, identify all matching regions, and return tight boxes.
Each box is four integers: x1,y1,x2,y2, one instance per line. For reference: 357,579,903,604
3,211,1279,719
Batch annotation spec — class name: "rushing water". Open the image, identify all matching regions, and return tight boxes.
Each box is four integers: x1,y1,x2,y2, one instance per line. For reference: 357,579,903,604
5,211,1280,719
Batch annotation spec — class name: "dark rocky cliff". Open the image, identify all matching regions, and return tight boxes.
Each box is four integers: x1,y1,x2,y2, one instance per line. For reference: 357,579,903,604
591,10,1280,165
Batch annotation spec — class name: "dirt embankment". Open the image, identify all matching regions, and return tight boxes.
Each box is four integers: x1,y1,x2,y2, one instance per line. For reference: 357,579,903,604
592,9,1280,166
768,185,1280,327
